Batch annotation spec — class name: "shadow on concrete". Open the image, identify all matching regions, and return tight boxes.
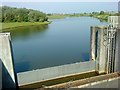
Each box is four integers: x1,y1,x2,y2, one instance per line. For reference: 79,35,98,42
0,59,2,90
0,58,17,89
117,29,120,73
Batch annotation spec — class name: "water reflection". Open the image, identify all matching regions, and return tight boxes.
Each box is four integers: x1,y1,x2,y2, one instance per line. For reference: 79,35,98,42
3,17,107,73
4,25,48,41
81,52,90,61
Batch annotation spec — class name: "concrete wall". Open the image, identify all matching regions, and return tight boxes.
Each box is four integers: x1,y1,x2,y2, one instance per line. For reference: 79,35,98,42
81,76,120,88
115,29,120,72
97,27,107,74
90,26,96,61
107,16,120,73
17,60,95,86
0,33,17,88
108,16,120,28
114,16,120,73
90,26,107,74
0,59,2,90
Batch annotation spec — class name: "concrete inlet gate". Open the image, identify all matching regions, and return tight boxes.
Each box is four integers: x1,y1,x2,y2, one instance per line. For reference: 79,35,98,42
0,16,120,88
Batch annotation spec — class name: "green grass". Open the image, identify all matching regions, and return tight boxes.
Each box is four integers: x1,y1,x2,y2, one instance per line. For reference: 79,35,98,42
1,21,51,30
47,14,81,19
47,14,109,22
91,14,109,21
47,13,118,21
47,15,67,19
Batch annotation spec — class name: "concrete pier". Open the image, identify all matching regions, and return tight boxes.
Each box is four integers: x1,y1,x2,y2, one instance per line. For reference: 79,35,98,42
0,33,17,88
90,16,120,74
115,25,120,73
90,26,107,74
90,26,96,61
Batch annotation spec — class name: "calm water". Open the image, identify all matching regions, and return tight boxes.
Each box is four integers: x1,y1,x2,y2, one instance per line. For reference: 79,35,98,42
5,17,107,73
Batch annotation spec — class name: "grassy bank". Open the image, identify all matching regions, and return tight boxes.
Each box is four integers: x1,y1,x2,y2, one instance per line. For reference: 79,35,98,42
47,12,119,21
47,14,109,21
47,14,81,19
47,14,67,19
1,21,51,30
88,14,110,21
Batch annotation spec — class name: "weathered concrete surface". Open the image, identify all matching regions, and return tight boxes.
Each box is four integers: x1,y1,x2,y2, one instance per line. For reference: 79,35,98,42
17,60,95,86
114,16,120,73
48,72,119,88
0,59,2,89
97,28,107,74
83,77,120,88
90,26,96,61
107,16,120,73
90,26,107,74
108,16,120,28
115,29,120,73
0,33,16,88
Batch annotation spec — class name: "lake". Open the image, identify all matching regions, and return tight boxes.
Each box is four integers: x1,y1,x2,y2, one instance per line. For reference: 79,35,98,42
4,17,108,73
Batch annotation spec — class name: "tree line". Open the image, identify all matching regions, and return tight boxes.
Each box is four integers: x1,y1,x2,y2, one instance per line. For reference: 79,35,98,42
47,11,119,21
0,6,48,22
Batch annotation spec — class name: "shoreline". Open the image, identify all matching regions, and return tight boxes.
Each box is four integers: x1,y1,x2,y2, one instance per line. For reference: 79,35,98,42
0,15,107,31
1,21,51,31
47,15,108,22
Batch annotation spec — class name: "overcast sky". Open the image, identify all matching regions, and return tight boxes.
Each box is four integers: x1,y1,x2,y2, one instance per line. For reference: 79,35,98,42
2,2,118,14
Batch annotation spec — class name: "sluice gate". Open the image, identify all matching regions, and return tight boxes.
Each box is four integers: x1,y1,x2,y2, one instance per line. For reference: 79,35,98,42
90,16,120,74
0,16,119,88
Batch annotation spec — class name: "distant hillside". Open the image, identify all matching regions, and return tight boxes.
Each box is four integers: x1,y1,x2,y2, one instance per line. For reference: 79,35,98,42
0,6,48,22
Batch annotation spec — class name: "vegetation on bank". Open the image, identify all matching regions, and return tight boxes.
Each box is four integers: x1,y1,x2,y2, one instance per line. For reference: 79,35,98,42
47,11,120,21
1,6,48,22
1,6,119,23
0,6,119,30
0,6,51,30
84,11,120,21
47,14,68,19
1,22,51,30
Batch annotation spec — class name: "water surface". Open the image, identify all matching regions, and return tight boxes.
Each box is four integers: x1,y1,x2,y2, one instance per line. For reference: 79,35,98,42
5,17,107,73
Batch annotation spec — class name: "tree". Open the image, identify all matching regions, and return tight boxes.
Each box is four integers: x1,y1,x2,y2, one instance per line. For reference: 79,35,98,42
100,11,105,15
1,6,48,22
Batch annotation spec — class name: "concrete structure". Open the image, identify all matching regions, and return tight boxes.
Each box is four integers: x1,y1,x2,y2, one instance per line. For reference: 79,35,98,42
108,16,120,73
83,77,120,88
17,60,95,86
108,16,120,28
77,72,120,88
48,72,120,88
115,29,120,72
0,58,2,90
90,16,120,74
1,16,119,88
90,26,107,74
0,33,17,88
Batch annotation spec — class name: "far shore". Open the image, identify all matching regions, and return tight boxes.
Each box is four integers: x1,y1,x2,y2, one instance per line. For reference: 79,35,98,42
0,14,108,31
1,21,51,31
47,14,109,21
